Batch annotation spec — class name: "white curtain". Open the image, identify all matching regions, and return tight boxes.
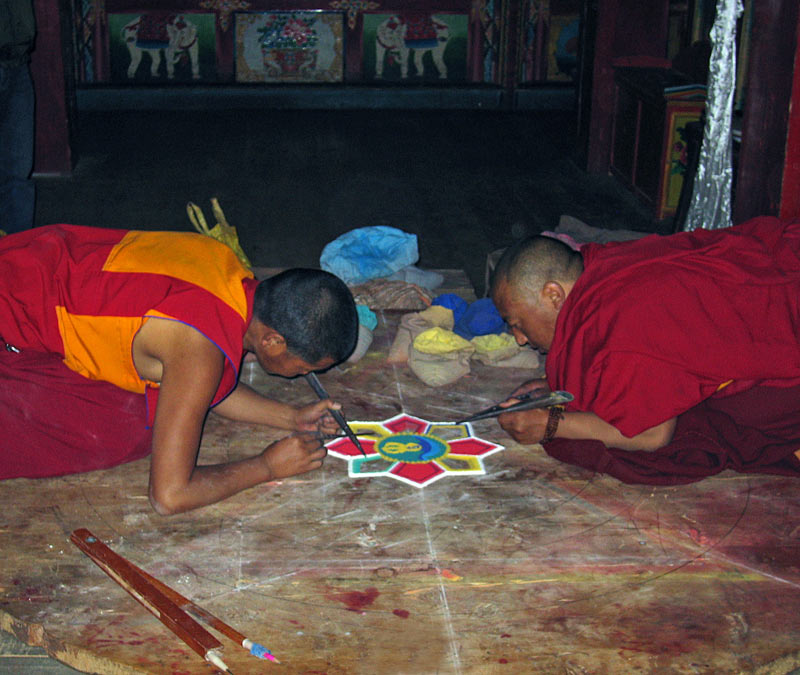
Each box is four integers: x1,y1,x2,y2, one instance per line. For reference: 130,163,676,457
683,0,744,231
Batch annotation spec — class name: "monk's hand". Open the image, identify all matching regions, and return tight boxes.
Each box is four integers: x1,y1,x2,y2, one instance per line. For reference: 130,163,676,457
496,377,551,413
261,432,328,480
509,377,550,400
294,399,341,435
498,407,550,445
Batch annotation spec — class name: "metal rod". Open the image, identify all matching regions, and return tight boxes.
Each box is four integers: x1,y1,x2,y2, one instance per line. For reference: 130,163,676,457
456,390,574,424
305,372,367,456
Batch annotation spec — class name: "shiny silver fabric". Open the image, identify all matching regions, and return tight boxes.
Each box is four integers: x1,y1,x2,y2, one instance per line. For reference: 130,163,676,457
683,0,743,231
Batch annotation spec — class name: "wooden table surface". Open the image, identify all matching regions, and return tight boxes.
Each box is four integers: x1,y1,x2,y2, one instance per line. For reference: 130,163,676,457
2,311,800,674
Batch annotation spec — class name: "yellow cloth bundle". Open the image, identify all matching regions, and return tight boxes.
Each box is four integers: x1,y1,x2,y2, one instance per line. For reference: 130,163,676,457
187,198,252,270
409,327,475,387
470,332,517,354
413,327,473,355
470,332,528,366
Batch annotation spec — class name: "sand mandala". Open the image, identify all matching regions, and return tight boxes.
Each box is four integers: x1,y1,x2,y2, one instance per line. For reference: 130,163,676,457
325,413,504,487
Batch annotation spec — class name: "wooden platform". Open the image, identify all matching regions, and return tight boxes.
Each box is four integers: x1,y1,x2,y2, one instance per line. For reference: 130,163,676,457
1,312,800,674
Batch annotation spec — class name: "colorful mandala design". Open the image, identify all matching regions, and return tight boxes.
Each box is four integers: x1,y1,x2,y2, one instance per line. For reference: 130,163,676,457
326,413,504,488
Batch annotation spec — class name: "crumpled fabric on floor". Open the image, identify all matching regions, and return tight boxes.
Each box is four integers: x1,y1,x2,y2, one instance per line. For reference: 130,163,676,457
0,348,153,480
350,279,433,310
554,214,649,244
388,264,444,289
543,383,800,485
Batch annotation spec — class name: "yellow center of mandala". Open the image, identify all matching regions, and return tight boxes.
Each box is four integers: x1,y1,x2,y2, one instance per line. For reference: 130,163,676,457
375,433,449,464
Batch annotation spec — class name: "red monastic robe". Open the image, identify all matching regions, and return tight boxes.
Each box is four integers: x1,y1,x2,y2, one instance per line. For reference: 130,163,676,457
544,216,800,484
0,224,258,479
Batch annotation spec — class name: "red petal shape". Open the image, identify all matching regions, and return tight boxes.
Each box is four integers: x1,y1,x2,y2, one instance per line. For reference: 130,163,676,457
383,414,428,434
447,438,500,456
327,438,376,457
390,461,445,485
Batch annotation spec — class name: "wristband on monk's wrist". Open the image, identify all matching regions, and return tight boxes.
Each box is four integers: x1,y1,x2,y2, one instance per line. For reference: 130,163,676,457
542,405,565,443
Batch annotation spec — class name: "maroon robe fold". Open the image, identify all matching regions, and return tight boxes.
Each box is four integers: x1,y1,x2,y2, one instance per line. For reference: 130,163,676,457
0,349,153,479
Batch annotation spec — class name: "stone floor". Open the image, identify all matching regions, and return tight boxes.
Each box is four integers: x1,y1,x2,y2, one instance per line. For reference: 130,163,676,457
2,105,720,673
2,311,800,674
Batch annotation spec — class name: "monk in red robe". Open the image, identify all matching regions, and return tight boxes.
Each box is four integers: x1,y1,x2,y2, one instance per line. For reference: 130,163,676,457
490,216,800,484
0,224,359,513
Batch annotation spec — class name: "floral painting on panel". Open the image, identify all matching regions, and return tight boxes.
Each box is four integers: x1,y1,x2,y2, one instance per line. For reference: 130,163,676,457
235,11,344,83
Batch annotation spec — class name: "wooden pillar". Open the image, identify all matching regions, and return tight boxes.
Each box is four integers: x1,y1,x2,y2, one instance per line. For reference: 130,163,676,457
779,9,800,221
575,0,598,168
582,0,669,174
733,0,799,223
500,0,523,106
30,0,75,175
583,0,618,174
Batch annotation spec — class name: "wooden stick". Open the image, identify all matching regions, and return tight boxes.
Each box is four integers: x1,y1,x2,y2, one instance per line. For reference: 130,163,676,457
70,529,233,673
134,565,278,662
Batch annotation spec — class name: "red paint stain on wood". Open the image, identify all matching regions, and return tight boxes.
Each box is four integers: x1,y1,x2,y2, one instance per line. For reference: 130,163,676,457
500,633,511,638
327,587,380,613
498,658,509,663
393,609,410,618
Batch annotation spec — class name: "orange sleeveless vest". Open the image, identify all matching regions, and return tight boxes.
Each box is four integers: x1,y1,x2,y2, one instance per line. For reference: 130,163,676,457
0,224,258,424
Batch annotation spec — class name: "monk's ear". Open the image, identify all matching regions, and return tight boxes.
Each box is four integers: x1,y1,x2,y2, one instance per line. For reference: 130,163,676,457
542,281,567,311
260,327,288,357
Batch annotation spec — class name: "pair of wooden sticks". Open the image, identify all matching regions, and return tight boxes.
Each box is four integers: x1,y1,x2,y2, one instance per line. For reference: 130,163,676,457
70,528,277,673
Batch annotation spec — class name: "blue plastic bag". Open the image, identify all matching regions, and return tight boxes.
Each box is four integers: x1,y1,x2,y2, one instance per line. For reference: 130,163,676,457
320,226,419,285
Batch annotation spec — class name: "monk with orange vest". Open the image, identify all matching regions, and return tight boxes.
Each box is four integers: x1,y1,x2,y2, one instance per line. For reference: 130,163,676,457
0,224,359,513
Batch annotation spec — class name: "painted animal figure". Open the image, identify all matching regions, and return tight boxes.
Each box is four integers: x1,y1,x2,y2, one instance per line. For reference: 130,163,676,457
122,14,200,80
375,14,450,79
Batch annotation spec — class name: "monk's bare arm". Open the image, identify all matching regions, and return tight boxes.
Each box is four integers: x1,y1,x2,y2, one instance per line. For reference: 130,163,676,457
556,411,676,451
498,408,676,451
212,381,298,428
211,382,341,434
136,321,325,514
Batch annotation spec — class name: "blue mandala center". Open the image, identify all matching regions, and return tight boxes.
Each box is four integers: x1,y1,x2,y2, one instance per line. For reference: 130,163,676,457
375,433,449,464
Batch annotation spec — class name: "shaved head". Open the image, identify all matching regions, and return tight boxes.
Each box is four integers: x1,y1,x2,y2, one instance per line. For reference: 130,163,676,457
489,236,583,352
490,235,583,300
